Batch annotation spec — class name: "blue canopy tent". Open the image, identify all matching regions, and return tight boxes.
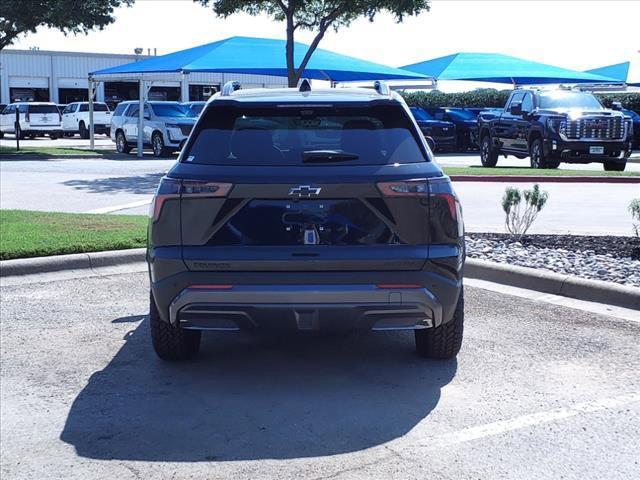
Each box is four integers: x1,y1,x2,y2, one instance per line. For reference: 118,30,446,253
89,36,428,155
401,52,618,85
92,35,428,82
584,62,630,82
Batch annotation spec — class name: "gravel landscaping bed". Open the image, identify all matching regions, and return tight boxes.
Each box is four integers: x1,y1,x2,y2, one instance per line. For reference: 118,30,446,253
466,233,640,288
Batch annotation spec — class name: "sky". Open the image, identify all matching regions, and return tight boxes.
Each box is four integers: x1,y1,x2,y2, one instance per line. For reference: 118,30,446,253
7,0,640,89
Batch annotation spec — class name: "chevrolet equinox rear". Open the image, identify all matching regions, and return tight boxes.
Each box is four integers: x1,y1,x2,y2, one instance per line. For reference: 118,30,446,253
147,81,465,361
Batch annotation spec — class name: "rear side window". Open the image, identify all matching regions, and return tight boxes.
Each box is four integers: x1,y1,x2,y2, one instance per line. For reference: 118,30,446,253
28,105,59,114
184,104,427,166
62,104,76,114
79,103,109,112
113,103,128,116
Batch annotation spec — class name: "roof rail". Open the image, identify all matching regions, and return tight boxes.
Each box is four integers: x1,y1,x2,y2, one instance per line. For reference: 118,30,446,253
373,80,390,95
221,81,241,96
299,79,311,92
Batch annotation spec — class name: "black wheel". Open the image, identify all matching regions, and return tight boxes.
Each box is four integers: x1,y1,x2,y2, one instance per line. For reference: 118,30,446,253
425,136,436,151
603,161,626,172
0,131,3,139
480,135,498,167
152,132,169,157
49,132,59,140
545,158,560,169
415,288,464,359
79,121,89,139
29,133,37,139
149,291,201,361
115,130,131,154
529,138,547,169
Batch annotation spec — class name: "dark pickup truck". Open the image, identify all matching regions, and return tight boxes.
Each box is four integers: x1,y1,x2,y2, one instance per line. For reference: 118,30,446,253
478,89,633,171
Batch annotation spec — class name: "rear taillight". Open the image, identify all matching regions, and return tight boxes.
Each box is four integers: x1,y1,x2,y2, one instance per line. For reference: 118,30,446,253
377,178,463,227
377,179,429,197
181,180,233,198
150,177,181,222
150,178,233,222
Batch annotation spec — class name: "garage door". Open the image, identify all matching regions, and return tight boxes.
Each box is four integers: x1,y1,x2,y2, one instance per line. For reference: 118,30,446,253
9,76,49,88
58,78,86,88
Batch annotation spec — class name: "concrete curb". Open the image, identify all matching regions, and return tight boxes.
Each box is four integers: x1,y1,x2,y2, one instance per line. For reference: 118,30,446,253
465,258,640,310
449,175,640,183
0,248,146,277
2,249,638,310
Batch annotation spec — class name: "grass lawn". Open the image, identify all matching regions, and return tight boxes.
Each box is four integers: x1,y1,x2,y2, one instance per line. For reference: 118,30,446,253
0,210,147,260
442,166,640,177
0,146,111,156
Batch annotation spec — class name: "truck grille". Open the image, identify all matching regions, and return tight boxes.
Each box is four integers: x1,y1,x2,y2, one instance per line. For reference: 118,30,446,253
562,116,625,140
179,124,193,136
431,126,455,137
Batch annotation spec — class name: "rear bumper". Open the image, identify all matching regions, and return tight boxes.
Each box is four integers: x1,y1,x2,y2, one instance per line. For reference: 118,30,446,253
148,249,463,332
170,284,443,331
22,128,63,134
544,138,632,163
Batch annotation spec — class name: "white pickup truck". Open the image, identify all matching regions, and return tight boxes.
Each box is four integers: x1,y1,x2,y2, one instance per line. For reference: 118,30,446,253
62,102,112,138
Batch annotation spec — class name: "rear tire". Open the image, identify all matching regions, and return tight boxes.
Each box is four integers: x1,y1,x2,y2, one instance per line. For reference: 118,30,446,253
79,121,89,139
480,135,498,167
115,130,131,154
16,126,26,140
415,288,464,359
603,161,626,172
149,292,201,361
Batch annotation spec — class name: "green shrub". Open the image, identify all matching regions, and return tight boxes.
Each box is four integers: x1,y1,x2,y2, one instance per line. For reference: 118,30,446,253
400,89,640,112
502,184,549,240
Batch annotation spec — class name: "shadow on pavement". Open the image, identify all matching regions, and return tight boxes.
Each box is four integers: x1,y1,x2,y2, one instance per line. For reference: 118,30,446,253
62,173,164,195
60,318,457,462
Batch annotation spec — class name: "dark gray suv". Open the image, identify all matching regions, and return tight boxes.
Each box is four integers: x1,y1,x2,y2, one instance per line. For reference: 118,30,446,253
147,81,465,361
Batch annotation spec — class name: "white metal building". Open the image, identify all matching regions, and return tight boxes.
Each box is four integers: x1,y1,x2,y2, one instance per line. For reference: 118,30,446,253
0,48,288,106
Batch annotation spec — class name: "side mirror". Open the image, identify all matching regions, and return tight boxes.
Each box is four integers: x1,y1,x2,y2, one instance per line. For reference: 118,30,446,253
611,101,623,111
509,102,523,116
144,114,151,120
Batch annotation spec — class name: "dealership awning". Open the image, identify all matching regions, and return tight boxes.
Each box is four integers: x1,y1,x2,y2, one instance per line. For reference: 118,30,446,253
401,52,618,85
91,36,427,82
584,62,630,82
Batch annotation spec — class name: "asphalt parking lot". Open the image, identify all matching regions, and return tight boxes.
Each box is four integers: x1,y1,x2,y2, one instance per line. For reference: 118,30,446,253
1,271,639,479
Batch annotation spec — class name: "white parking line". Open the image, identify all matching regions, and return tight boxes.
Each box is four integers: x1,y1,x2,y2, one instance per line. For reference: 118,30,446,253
466,278,640,323
424,392,640,449
86,199,151,214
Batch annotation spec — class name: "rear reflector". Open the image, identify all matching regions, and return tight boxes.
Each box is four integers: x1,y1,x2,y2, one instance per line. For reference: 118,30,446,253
377,284,423,289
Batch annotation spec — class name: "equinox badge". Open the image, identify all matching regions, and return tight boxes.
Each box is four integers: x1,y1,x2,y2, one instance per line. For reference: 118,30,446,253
288,185,321,198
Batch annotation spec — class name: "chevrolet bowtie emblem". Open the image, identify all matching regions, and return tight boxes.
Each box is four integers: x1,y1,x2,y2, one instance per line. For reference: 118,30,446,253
288,185,322,198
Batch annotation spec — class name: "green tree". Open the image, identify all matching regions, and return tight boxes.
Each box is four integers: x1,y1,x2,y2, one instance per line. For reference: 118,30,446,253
196,0,430,87
0,0,133,50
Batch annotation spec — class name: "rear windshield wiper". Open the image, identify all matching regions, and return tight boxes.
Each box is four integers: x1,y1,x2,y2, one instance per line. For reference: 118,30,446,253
302,150,359,163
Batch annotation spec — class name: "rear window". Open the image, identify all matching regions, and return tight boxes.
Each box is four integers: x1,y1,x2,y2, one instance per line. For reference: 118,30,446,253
28,105,58,114
184,104,427,166
79,103,109,112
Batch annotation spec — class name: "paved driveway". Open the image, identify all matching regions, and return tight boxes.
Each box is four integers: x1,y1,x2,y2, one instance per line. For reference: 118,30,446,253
2,154,638,234
1,271,639,479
